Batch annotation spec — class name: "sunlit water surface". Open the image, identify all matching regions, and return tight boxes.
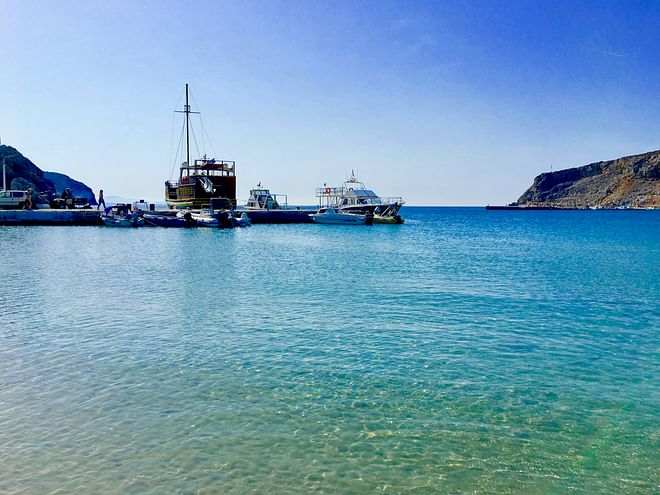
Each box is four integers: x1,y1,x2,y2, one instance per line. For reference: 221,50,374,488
1,207,658,494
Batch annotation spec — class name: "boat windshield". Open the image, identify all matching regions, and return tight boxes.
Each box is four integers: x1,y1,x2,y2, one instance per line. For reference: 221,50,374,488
340,189,381,206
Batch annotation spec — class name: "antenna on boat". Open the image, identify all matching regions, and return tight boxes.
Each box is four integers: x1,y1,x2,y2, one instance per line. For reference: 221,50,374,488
176,83,199,167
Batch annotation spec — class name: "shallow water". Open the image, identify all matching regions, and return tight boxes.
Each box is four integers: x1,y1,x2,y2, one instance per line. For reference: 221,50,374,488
1,207,658,493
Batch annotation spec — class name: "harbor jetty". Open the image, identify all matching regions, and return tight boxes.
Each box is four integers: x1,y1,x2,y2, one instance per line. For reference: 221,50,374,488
0,205,316,227
0,208,103,226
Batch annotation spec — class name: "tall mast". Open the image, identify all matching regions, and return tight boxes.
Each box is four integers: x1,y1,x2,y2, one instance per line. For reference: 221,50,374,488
185,83,190,167
175,83,199,169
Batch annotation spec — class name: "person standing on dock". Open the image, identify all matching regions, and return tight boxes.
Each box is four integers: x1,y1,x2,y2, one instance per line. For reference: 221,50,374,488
97,189,106,210
24,188,33,209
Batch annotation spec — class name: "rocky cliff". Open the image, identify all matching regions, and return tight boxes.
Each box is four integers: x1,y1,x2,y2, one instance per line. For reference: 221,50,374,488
0,145,56,193
517,150,660,207
0,145,96,203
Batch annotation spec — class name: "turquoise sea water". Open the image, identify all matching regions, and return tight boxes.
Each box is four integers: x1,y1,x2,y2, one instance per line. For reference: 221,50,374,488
1,207,658,494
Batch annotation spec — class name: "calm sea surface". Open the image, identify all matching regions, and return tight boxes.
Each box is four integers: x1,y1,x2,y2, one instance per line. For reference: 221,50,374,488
1,207,658,494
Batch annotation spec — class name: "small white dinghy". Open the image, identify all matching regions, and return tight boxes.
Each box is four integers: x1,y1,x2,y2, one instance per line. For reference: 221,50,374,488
310,207,372,225
177,208,219,228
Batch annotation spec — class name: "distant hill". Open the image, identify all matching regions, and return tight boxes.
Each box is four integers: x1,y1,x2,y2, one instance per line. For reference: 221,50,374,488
0,145,55,193
0,144,96,203
44,171,97,205
516,150,660,208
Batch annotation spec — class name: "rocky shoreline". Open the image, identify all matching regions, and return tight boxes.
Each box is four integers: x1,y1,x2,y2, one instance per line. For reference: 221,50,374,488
514,150,660,208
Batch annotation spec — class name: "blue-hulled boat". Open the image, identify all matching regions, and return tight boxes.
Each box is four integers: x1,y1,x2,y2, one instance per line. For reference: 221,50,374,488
143,211,196,228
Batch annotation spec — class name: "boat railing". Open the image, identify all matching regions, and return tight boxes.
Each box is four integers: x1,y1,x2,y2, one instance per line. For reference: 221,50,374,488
316,187,342,197
272,193,288,209
174,160,236,179
191,159,235,174
316,189,403,204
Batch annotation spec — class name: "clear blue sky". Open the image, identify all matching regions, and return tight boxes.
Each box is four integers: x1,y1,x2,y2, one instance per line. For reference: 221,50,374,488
3,0,660,205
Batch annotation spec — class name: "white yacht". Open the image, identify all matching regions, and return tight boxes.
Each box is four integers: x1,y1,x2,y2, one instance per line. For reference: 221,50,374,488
316,171,404,223
245,184,287,210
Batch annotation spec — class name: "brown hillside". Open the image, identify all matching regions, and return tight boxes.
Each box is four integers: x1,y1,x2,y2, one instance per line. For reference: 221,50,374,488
516,150,660,207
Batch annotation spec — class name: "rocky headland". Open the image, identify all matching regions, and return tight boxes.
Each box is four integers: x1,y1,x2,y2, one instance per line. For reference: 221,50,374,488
516,150,660,208
0,145,96,204
43,171,96,205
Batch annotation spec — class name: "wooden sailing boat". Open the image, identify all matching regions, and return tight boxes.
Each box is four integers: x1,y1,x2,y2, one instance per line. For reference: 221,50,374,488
165,84,236,209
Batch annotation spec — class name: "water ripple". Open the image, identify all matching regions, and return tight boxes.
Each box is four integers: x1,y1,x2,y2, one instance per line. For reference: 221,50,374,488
0,209,658,494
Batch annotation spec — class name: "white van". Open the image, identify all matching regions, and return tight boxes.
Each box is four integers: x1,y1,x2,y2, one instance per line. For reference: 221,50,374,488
0,190,29,209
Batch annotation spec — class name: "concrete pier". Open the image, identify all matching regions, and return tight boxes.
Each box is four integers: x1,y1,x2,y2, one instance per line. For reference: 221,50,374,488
0,209,102,226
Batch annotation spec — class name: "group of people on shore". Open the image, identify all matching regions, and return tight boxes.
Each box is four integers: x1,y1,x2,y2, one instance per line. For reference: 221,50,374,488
20,187,106,210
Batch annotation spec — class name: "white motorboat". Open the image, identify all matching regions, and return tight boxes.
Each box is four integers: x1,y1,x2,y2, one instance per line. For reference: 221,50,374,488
240,183,313,224
191,210,220,227
316,171,404,223
244,183,287,210
176,208,219,227
310,207,372,225
177,205,234,228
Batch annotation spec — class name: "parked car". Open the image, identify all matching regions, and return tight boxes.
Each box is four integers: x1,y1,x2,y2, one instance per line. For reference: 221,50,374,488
0,190,29,209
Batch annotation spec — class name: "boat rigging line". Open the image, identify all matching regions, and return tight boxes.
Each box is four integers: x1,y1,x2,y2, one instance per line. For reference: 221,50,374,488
189,90,219,161
189,116,202,161
169,120,185,181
